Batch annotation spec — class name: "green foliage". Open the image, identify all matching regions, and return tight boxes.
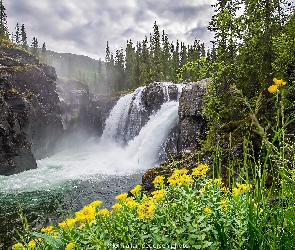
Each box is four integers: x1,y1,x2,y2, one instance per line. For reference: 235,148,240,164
204,0,295,149
176,57,211,82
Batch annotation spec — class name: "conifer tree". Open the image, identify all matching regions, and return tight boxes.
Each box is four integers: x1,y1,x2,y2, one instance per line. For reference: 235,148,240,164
162,30,171,80
125,39,136,89
41,42,47,63
0,0,8,39
21,24,28,50
150,21,163,81
14,23,20,45
31,37,39,58
114,48,125,91
105,41,115,92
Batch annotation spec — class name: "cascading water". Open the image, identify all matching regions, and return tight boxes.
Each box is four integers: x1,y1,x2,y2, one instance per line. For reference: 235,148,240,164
0,82,183,248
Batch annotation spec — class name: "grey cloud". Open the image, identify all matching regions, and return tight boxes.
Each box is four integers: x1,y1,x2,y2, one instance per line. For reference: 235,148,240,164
5,0,216,60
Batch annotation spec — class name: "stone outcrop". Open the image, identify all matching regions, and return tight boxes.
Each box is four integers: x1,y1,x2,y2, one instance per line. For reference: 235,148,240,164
0,41,64,175
178,79,208,151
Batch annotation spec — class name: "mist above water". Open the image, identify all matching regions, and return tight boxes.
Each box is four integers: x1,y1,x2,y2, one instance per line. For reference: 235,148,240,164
0,84,180,193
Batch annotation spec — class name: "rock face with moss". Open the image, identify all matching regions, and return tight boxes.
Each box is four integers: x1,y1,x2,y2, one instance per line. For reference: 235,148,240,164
0,41,64,175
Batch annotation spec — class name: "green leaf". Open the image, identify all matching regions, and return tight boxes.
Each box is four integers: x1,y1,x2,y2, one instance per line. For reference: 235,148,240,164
31,232,64,249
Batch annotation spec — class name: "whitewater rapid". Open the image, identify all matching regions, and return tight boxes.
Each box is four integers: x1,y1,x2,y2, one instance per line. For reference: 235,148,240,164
0,99,179,193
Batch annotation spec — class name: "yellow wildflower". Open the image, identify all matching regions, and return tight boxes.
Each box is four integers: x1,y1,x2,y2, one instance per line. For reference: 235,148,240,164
167,171,194,186
116,193,128,202
220,186,229,193
214,178,223,185
151,189,167,201
268,84,278,93
78,223,85,230
130,185,142,195
58,218,76,230
236,183,252,193
75,205,96,223
204,207,212,214
41,225,54,234
89,200,102,208
232,187,240,196
112,203,122,210
98,208,110,216
174,168,188,175
125,197,138,209
12,243,24,249
153,175,165,187
273,78,287,86
220,199,228,212
137,200,155,220
28,240,36,248
191,164,209,178
65,242,75,250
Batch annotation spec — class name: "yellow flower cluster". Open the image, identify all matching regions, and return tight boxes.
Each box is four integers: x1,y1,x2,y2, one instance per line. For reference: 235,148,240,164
191,164,209,178
232,183,252,196
151,189,167,201
204,207,213,214
58,218,77,230
153,175,165,187
89,200,102,208
167,168,194,186
130,184,142,195
65,242,75,250
213,178,223,185
116,192,128,202
125,197,138,209
98,208,110,216
220,199,228,212
12,243,25,250
268,78,287,93
40,225,54,234
112,203,122,210
75,205,96,223
27,238,42,248
137,200,155,220
221,186,229,193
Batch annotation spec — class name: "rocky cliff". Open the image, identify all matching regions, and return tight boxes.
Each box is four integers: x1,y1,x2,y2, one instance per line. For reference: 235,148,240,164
0,40,64,175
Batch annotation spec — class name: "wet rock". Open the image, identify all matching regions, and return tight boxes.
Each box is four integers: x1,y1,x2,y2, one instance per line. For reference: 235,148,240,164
0,42,63,174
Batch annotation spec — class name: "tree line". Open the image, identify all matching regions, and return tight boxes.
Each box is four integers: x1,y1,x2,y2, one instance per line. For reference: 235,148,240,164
94,21,214,93
0,1,46,60
203,0,295,149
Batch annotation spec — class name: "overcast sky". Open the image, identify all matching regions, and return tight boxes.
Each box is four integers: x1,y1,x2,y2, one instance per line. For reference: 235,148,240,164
5,0,217,61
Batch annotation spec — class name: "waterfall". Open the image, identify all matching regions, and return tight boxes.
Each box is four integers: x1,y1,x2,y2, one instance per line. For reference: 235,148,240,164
0,82,183,192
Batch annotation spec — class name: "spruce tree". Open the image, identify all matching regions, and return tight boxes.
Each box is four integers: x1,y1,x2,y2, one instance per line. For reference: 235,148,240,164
31,37,39,58
21,24,28,50
15,23,20,45
0,0,8,39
